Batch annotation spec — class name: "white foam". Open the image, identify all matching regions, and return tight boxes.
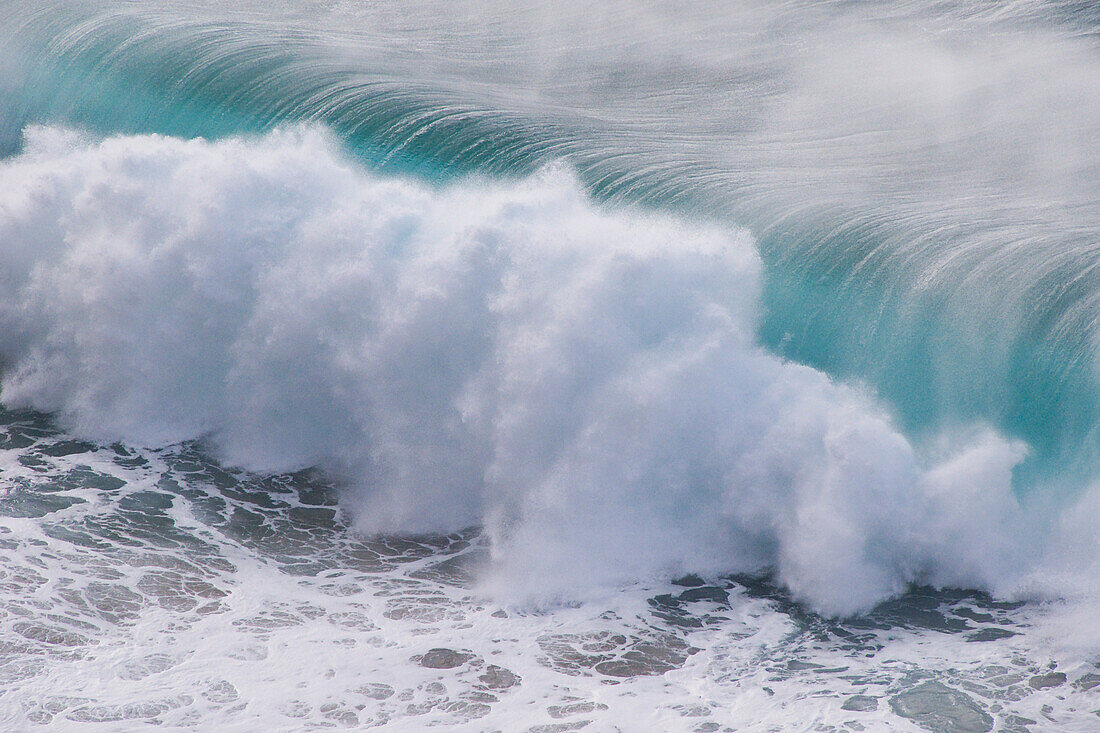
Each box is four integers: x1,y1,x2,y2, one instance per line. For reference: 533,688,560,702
0,125,1093,615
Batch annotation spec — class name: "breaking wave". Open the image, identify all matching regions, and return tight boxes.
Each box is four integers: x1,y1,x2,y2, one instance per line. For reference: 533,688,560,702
2,0,1100,615
2,126,1097,616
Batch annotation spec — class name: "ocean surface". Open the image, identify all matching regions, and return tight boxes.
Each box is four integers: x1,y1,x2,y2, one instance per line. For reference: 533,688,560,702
1,1,1099,730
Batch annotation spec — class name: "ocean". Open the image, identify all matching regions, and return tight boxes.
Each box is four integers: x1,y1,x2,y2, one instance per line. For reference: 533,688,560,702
0,1,1098,730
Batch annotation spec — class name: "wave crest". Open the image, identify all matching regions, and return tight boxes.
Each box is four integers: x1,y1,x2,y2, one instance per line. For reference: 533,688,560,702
3,125,1091,614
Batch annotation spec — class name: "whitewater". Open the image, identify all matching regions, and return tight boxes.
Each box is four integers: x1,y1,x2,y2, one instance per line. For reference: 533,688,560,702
0,0,1098,730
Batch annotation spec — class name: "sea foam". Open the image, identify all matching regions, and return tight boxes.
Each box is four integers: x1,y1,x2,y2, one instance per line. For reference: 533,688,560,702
0,125,1090,615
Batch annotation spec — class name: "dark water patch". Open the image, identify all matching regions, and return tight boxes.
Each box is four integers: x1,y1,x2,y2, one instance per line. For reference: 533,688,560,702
291,472,341,506
0,488,86,518
967,628,1018,642
287,506,337,528
537,628,698,679
1028,671,1066,689
677,586,730,604
66,698,188,724
384,591,467,624
83,582,144,624
109,443,149,469
0,430,35,451
37,440,96,457
1072,672,1100,690
478,664,521,690
17,454,50,472
118,491,173,513
889,681,993,733
852,590,975,634
841,694,878,712
726,574,1025,644
1000,714,1039,733
14,621,90,648
415,647,477,669
202,680,239,703
64,468,126,493
138,571,227,613
649,582,735,629
548,701,607,718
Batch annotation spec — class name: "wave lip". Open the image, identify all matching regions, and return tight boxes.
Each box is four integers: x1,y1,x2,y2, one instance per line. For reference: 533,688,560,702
1,124,1095,616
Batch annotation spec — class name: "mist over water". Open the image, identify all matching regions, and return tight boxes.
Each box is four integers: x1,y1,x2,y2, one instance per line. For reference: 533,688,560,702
0,2,1099,728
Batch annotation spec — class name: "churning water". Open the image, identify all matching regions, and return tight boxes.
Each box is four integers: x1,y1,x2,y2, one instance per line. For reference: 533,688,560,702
1,1,1099,730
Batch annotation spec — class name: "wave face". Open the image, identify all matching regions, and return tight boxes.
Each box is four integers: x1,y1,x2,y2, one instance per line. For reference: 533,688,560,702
1,1,1100,613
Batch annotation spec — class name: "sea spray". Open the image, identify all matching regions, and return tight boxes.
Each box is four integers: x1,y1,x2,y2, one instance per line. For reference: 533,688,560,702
1,125,1083,615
